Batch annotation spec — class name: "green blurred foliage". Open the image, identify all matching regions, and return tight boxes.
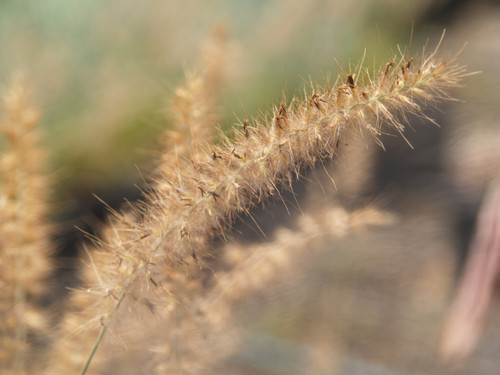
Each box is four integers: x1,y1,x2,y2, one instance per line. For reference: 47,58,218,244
0,0,435,192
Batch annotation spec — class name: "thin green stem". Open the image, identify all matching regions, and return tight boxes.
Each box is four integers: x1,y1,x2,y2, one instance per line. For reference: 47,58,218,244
79,286,128,375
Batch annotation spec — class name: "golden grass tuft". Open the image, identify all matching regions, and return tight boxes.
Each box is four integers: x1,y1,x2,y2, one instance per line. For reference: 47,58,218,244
0,77,52,374
46,41,464,374
0,34,467,374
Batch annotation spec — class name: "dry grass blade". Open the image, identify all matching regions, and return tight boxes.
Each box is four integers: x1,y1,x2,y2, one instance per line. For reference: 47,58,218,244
441,179,500,364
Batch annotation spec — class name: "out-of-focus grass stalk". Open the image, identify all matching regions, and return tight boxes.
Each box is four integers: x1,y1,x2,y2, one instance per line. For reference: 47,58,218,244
0,77,52,374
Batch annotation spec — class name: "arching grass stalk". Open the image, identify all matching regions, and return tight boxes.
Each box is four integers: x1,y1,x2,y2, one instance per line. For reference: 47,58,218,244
48,38,467,375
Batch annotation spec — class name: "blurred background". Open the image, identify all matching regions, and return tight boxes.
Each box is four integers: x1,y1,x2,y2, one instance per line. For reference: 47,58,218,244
2,0,500,374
